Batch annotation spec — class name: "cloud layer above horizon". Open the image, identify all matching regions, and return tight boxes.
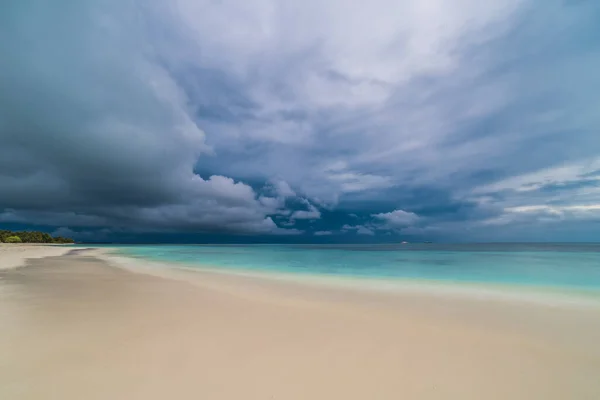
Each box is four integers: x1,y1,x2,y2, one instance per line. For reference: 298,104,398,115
1,0,599,242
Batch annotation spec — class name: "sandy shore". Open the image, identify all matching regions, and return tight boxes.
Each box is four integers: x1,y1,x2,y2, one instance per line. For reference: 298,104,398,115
0,244,75,270
1,249,599,399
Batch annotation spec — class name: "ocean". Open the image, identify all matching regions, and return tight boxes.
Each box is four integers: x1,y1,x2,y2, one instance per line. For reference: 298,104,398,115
104,243,600,294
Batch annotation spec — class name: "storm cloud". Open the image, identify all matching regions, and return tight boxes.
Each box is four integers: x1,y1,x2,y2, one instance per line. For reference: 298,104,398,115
1,0,599,242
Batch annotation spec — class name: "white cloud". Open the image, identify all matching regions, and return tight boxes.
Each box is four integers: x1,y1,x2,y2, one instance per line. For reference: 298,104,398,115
356,226,375,236
372,209,419,228
163,0,600,225
290,201,321,220
290,209,321,220
272,180,296,198
326,171,394,194
341,224,375,236
465,157,600,230
258,196,283,210
155,0,538,203
170,0,522,107
192,175,256,205
314,231,333,236
480,203,600,226
472,157,600,194
507,204,600,217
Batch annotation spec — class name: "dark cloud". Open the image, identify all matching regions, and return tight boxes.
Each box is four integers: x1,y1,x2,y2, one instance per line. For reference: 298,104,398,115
0,0,299,236
1,0,599,242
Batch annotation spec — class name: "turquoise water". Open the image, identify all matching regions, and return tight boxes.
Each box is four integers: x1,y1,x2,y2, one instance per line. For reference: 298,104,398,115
106,243,600,292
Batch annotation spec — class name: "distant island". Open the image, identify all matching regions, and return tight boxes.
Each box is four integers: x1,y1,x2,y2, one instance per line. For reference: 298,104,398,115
0,230,74,244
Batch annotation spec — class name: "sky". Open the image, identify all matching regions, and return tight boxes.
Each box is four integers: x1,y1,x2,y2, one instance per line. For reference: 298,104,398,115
1,0,600,243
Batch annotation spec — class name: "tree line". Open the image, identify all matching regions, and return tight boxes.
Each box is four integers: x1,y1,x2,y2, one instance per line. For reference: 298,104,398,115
0,230,74,244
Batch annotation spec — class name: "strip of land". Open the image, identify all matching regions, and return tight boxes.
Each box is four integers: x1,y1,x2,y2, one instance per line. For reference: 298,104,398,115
1,248,599,400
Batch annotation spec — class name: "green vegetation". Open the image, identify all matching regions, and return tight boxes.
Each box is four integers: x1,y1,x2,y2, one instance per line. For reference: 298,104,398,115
4,236,23,243
0,230,74,244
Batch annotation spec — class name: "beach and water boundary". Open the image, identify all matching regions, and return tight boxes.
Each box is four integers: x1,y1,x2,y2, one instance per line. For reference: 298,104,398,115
105,243,600,308
1,244,600,399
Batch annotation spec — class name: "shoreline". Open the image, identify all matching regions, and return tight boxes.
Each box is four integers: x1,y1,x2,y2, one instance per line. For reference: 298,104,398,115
1,249,600,399
0,243,82,271
97,248,600,309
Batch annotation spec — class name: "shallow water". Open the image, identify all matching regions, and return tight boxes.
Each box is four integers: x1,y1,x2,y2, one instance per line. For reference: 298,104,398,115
100,243,600,292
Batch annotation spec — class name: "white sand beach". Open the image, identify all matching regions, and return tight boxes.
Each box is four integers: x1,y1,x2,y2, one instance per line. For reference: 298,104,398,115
0,244,75,270
1,248,599,400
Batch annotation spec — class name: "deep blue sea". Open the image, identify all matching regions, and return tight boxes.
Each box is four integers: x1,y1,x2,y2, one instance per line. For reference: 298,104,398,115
102,243,600,292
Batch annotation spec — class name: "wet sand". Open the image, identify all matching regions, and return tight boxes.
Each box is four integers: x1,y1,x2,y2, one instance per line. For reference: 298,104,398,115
0,244,74,270
1,249,599,399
